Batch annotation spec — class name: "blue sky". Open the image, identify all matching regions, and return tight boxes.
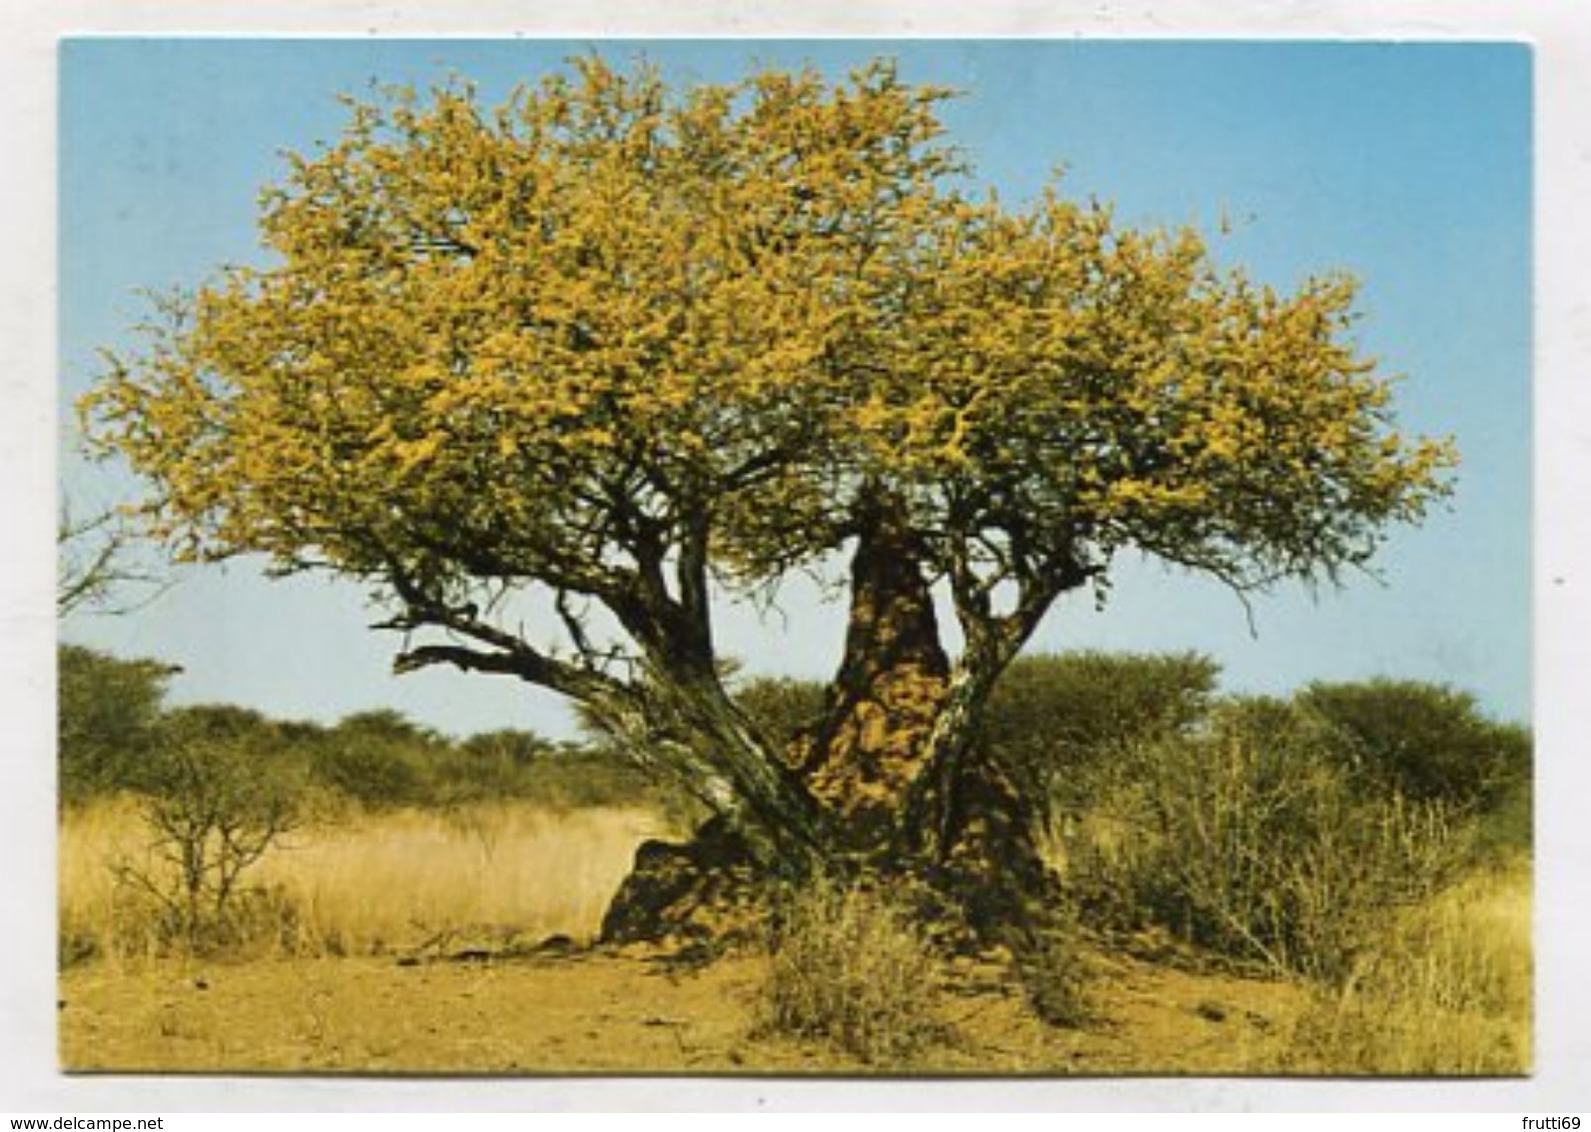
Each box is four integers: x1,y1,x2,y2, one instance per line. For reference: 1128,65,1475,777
57,38,1533,738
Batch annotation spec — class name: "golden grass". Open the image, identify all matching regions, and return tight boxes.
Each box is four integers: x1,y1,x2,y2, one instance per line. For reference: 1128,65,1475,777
60,796,671,964
1284,856,1532,1074
758,877,950,1065
59,797,1531,1076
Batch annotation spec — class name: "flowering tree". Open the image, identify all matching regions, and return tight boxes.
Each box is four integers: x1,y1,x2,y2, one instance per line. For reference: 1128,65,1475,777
86,58,1455,932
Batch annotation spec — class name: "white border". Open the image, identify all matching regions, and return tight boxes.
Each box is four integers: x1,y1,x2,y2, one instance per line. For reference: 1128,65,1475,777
4,0,1587,1114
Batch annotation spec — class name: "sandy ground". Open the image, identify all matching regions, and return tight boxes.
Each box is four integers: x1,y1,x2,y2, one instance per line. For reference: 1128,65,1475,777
58,945,1312,1076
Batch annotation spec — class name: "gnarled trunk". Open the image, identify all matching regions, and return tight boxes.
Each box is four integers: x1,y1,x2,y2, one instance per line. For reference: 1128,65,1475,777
601,500,1060,950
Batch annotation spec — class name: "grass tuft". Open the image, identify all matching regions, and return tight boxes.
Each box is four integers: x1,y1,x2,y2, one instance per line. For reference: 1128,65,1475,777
758,875,950,1065
1283,858,1531,1075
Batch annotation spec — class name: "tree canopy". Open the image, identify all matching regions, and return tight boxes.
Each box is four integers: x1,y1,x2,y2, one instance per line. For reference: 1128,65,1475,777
84,57,1456,871
58,644,176,804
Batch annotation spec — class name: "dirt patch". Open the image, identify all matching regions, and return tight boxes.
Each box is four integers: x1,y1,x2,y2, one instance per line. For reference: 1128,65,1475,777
58,946,1313,1075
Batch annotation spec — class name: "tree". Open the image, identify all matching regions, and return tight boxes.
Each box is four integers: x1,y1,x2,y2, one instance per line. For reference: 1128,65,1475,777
84,57,1455,941
980,650,1220,813
1296,679,1531,809
312,709,445,808
57,644,178,804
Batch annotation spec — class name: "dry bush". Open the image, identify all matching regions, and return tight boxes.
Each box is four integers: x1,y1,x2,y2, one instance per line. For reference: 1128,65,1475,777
123,732,304,953
60,798,670,963
1284,860,1531,1074
59,795,161,965
759,876,950,1064
1059,701,1473,985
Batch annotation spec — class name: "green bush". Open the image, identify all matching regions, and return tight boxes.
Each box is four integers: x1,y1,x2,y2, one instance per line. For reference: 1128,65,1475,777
158,702,280,744
1297,678,1531,810
1474,776,1533,859
117,728,306,954
982,650,1219,813
430,729,556,806
734,675,827,754
515,744,674,810
57,645,176,804
57,645,699,819
307,709,443,808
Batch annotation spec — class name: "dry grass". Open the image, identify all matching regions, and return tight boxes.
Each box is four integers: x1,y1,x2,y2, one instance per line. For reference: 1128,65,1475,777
60,796,670,964
758,876,951,1065
1284,857,1532,1074
59,798,1530,1075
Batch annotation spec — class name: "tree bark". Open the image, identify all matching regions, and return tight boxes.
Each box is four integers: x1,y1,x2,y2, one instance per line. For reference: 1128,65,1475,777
602,497,1063,950
635,666,833,874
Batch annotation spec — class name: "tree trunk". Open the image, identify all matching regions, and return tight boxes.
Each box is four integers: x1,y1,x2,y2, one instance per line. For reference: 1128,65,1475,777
796,497,951,856
601,500,1061,951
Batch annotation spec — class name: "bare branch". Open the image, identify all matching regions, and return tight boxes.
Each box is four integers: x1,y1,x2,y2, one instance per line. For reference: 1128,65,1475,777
57,501,169,617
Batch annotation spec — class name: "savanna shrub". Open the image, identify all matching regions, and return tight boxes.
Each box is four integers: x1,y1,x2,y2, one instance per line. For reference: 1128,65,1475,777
117,727,306,954
760,876,948,1064
58,644,176,805
439,728,555,804
982,651,1219,817
522,743,705,826
1067,697,1472,985
308,710,443,808
1297,678,1531,810
735,675,827,753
